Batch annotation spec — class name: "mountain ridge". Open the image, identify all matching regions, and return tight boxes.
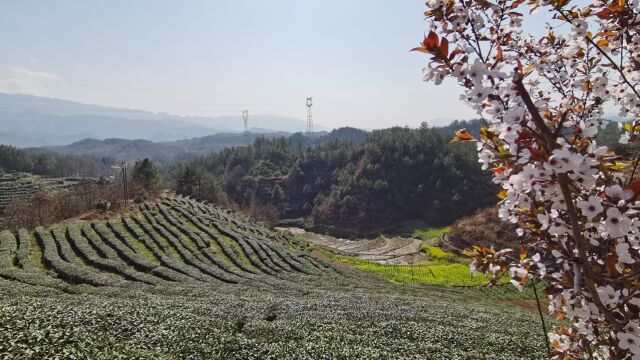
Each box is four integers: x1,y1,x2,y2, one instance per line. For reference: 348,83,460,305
43,131,299,163
0,93,325,146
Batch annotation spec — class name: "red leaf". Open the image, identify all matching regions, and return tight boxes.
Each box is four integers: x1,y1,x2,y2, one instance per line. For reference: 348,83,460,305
625,180,640,201
440,37,449,59
495,46,503,62
596,4,623,19
605,252,619,276
424,31,439,50
543,284,563,296
491,46,504,70
448,48,462,61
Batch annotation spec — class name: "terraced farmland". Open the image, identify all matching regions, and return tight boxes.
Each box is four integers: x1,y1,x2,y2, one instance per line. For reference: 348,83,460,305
0,172,86,213
0,195,331,288
287,227,424,265
0,174,37,213
0,195,547,359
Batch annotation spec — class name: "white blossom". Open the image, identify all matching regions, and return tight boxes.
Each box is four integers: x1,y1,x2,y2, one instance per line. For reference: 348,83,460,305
577,196,603,220
603,208,632,238
618,331,640,355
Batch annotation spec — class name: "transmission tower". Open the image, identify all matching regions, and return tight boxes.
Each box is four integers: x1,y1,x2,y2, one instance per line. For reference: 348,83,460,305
242,110,249,144
306,97,313,142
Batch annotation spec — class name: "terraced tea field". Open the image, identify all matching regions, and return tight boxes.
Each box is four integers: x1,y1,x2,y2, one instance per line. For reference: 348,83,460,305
0,196,547,359
0,172,86,213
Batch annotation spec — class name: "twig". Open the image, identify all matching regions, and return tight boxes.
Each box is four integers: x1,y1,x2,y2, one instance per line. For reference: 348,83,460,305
627,148,640,185
531,277,551,358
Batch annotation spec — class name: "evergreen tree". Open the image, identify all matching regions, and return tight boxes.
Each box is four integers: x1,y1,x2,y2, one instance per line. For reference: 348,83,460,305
132,158,160,188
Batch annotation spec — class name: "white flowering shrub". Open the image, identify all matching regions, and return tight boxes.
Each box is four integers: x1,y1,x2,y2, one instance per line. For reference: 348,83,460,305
415,0,640,358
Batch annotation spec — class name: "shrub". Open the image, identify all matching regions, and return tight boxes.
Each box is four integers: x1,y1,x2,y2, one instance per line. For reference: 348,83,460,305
95,200,109,212
446,207,519,253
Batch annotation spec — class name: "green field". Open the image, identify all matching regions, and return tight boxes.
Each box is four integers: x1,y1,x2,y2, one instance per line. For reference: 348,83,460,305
314,246,511,287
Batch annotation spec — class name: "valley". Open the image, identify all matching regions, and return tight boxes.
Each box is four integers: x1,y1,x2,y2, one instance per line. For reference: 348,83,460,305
5,1,631,356
0,195,547,359
0,112,552,359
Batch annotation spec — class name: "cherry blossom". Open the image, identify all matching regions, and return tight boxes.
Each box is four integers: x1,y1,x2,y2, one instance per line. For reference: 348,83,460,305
603,208,632,238
618,332,640,356
598,285,622,306
577,196,604,220
415,0,640,357
571,18,589,37
606,185,634,201
616,241,635,265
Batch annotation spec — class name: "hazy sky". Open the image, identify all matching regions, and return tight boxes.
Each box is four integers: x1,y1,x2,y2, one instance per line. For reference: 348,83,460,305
0,1,480,129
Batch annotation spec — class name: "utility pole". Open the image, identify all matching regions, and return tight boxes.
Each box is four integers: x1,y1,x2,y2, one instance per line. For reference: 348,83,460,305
121,161,128,205
111,162,128,205
306,97,313,145
242,109,249,145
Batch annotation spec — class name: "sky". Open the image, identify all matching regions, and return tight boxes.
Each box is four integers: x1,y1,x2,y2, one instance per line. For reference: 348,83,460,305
0,1,481,129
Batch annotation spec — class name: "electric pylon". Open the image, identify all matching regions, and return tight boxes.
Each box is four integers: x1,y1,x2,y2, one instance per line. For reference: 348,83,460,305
242,110,249,144
306,97,313,144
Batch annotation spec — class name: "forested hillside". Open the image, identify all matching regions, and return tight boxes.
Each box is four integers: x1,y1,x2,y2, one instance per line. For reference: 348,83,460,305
0,145,111,177
46,132,297,164
175,125,496,235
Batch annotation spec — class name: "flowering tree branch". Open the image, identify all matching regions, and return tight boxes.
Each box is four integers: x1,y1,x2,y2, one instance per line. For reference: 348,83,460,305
415,0,640,357
516,72,624,332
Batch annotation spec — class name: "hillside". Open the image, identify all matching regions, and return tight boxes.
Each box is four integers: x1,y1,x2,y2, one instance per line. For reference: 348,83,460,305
0,195,546,359
162,131,294,154
0,195,331,287
176,126,496,236
46,138,185,164
45,131,298,163
0,172,87,213
0,144,112,177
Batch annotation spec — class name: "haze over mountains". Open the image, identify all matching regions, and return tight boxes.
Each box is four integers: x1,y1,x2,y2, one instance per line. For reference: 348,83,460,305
0,93,327,147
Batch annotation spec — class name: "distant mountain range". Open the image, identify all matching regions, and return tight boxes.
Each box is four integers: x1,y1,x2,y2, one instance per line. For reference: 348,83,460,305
44,131,296,163
0,93,328,147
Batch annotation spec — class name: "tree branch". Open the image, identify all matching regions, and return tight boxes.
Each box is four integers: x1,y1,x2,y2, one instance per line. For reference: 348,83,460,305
513,76,555,148
514,74,623,333
558,174,623,333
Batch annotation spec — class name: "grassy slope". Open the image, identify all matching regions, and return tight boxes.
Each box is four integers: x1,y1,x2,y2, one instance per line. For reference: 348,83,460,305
316,246,508,287
412,226,451,240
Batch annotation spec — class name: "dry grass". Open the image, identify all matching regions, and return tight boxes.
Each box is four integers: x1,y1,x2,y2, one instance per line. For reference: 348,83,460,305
446,206,520,253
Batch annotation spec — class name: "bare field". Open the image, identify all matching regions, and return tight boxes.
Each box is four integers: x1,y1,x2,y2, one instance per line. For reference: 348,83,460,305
281,227,425,265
